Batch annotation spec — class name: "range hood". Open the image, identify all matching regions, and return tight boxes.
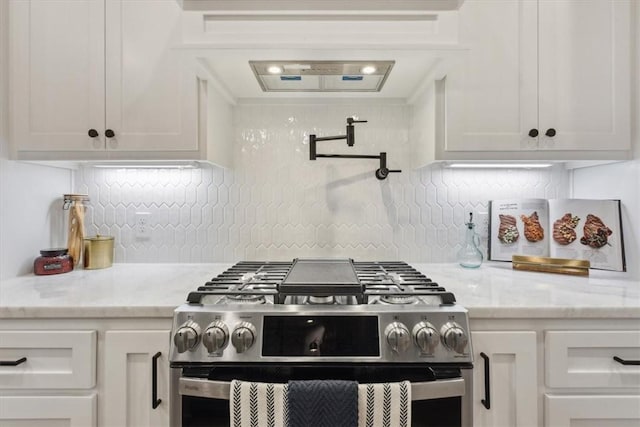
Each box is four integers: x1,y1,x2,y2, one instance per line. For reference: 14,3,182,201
197,49,449,100
249,60,395,92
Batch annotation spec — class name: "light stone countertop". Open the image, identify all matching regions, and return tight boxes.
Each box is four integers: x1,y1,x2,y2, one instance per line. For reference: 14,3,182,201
0,262,638,319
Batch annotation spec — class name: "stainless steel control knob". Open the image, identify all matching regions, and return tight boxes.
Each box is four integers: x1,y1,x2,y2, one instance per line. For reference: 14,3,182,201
440,322,468,354
385,322,411,354
231,322,257,353
412,322,439,354
174,320,201,353
203,321,229,354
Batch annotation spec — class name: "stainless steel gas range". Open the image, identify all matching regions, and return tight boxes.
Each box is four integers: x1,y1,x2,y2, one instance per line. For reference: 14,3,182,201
169,258,473,427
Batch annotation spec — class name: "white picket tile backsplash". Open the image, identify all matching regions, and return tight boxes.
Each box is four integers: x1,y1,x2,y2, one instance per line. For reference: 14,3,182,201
75,104,569,263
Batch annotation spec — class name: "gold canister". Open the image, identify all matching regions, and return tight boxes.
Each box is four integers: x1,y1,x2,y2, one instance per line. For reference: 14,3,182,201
83,235,114,269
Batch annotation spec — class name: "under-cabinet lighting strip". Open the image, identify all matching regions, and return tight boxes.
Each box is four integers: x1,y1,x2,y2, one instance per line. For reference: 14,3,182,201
444,163,553,169
90,161,200,169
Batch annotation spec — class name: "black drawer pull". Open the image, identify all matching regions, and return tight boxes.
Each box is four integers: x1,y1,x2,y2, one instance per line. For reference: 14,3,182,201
528,129,539,138
88,129,99,138
0,357,27,366
152,352,162,409
613,356,640,366
545,128,556,137
105,129,115,138
480,352,491,409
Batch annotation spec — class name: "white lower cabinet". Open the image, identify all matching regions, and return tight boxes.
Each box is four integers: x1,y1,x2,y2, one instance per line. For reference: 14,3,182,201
0,330,97,425
544,330,640,427
545,394,640,427
0,395,96,426
471,331,538,427
103,330,171,427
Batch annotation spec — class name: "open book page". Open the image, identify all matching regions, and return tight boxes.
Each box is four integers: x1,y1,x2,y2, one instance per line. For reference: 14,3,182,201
548,199,625,271
489,199,550,261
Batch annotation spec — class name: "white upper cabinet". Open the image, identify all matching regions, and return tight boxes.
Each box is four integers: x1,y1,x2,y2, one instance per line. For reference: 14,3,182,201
10,0,199,161
445,0,538,154
426,0,631,163
537,0,630,153
104,0,197,154
10,0,105,154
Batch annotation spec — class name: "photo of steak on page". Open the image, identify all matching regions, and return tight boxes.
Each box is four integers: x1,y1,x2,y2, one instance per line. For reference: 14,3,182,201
548,199,625,272
521,211,544,242
498,214,519,244
580,214,613,249
488,199,549,261
552,213,580,245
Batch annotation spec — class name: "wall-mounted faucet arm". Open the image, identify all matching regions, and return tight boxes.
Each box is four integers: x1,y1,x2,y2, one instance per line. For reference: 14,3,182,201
309,118,400,180
313,135,348,142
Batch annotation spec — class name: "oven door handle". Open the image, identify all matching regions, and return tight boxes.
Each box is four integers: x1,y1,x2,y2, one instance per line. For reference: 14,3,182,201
179,377,465,401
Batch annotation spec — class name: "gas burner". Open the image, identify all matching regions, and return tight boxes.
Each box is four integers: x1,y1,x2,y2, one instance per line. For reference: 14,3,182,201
240,272,269,284
377,272,404,285
306,296,336,305
240,272,257,283
222,294,267,305
378,295,418,305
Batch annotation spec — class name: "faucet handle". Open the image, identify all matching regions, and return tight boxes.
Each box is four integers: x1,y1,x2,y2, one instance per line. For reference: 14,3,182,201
347,117,368,124
375,152,402,180
375,168,402,180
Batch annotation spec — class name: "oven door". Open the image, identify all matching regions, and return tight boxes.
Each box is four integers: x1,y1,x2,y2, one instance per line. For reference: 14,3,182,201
171,364,473,427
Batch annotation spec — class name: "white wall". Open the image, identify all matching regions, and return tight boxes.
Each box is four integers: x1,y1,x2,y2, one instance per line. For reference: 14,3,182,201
75,103,569,263
0,0,72,280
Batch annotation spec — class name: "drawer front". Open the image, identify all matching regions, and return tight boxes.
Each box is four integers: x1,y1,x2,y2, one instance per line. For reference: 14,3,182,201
545,394,640,426
0,394,96,426
0,330,96,389
545,330,640,388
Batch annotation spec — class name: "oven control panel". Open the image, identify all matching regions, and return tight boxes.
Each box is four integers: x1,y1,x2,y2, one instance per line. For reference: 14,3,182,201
170,305,473,364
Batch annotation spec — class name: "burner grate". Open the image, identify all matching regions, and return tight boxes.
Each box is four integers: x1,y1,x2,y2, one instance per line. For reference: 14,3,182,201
185,260,456,305
186,261,292,304
355,261,456,305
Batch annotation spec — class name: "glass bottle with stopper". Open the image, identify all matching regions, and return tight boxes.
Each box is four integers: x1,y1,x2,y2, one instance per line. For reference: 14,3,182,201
457,212,483,268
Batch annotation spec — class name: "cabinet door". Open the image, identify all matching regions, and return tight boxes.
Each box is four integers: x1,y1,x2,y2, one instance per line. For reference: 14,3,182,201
444,0,538,152
105,0,198,154
0,395,96,426
104,330,170,427
472,331,538,427
538,0,631,152
10,0,105,153
545,394,640,427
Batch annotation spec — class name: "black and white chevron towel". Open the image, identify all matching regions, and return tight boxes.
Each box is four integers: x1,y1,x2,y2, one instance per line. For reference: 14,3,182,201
288,380,358,427
358,381,411,427
231,380,411,427
230,380,289,427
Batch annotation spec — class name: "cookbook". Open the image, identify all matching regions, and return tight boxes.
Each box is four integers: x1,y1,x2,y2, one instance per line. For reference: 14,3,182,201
488,198,626,271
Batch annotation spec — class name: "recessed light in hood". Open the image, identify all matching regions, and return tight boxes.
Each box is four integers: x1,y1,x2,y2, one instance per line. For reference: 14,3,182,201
249,60,394,92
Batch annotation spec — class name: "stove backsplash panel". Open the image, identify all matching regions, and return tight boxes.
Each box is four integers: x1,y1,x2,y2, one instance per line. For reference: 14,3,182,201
75,104,569,263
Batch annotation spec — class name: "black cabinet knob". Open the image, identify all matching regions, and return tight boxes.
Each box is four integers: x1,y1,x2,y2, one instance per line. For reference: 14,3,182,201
105,129,115,138
88,129,99,138
528,129,539,138
545,128,556,137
